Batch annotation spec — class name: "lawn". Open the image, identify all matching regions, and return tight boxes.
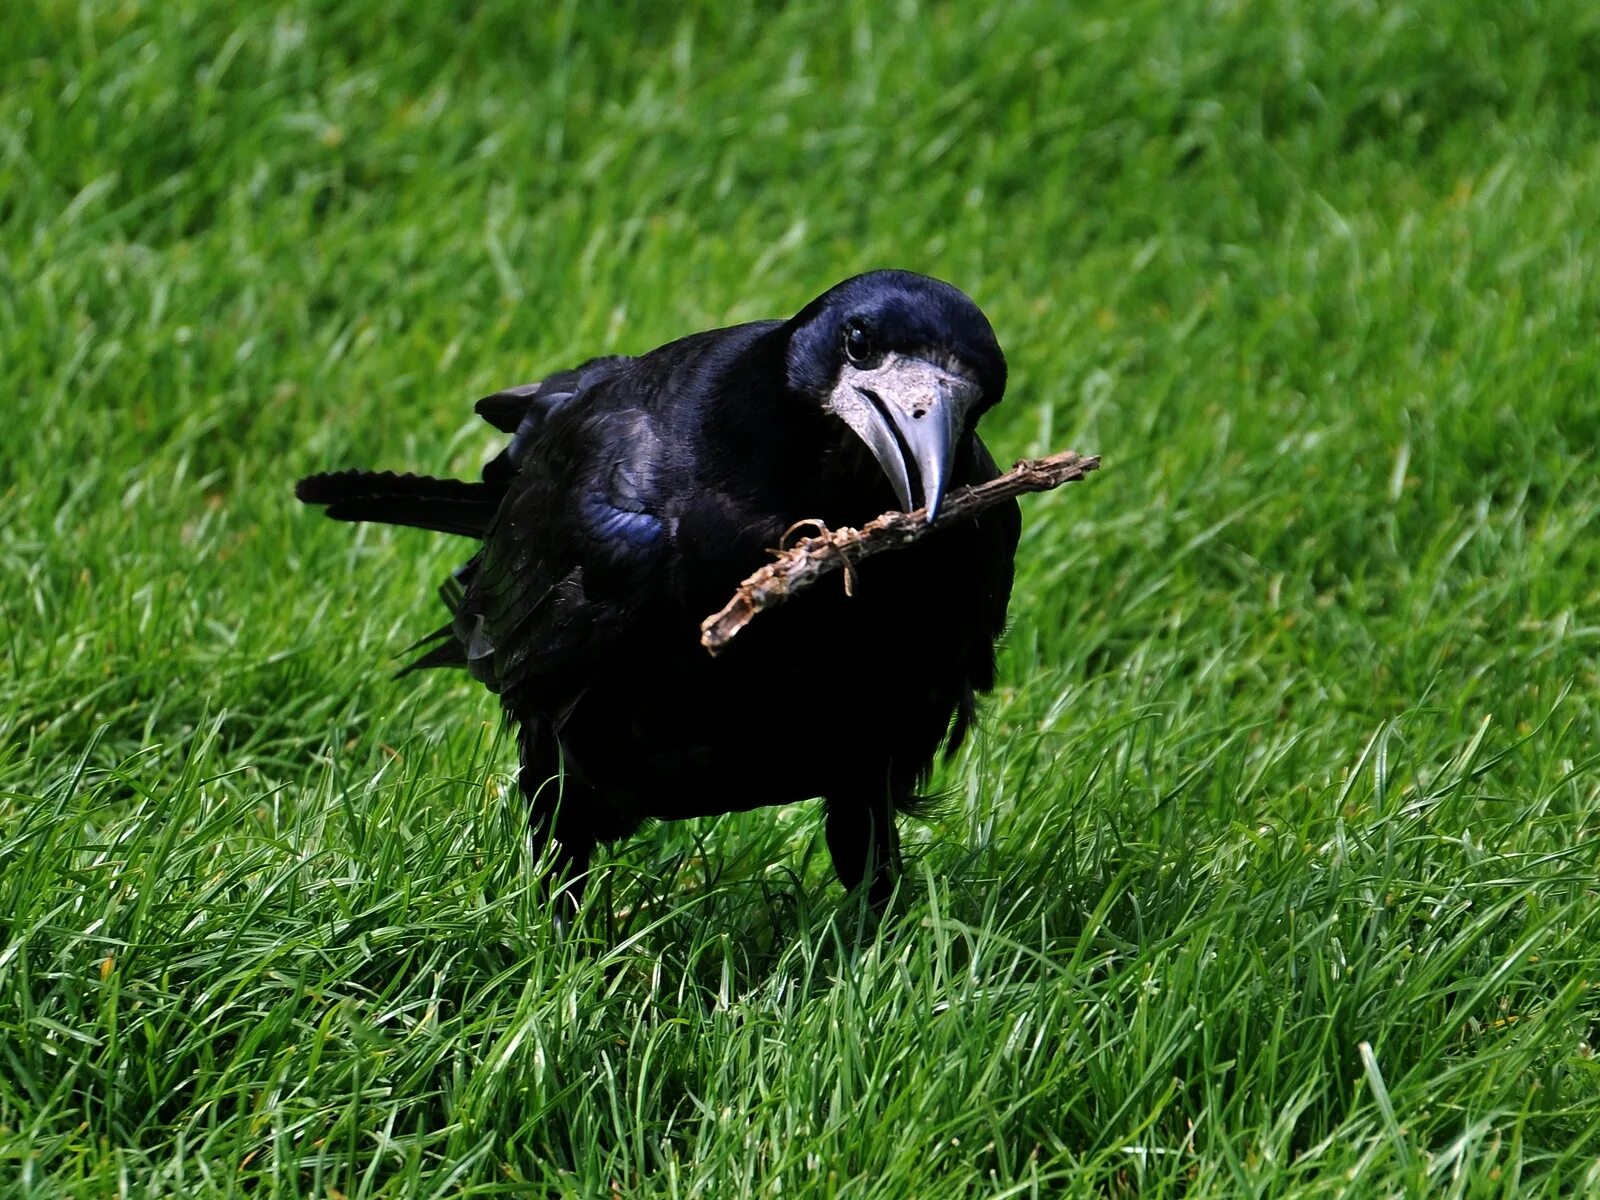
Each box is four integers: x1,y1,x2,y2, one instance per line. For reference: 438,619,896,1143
3,0,1599,1194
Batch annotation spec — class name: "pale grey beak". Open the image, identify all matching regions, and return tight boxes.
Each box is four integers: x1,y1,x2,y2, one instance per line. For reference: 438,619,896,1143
826,353,981,522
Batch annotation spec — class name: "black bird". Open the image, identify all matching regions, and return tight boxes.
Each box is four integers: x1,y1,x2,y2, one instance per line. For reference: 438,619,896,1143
297,270,1020,909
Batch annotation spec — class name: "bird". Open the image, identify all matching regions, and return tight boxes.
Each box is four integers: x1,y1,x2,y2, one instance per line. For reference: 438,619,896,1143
296,269,1020,911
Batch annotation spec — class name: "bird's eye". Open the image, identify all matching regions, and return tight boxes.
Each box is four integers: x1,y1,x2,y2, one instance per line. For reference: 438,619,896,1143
842,320,872,365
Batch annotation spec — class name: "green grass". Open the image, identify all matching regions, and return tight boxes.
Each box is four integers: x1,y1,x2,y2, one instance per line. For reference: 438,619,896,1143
4,0,1600,1194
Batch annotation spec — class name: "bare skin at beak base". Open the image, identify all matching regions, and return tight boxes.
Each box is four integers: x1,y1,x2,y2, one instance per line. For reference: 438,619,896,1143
826,353,982,523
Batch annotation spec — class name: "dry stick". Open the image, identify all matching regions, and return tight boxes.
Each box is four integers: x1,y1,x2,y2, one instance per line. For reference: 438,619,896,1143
700,449,1101,655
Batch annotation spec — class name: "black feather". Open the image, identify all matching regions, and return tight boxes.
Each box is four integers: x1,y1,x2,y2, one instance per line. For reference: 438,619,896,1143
295,470,498,538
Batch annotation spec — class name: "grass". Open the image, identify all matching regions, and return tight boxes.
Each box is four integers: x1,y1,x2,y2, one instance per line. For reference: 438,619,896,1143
3,0,1600,1193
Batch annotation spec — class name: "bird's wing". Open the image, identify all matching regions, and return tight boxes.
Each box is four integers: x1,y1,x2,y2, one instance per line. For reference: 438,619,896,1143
455,400,676,716
477,355,634,487
947,433,1021,754
969,434,1021,657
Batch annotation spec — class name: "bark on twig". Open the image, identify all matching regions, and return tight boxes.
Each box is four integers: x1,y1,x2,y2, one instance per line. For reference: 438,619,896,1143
700,449,1101,655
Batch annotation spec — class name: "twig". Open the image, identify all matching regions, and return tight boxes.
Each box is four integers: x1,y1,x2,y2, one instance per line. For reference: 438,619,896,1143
699,449,1101,655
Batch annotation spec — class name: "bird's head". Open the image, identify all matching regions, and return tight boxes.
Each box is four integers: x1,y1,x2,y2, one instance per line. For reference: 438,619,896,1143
784,270,1006,522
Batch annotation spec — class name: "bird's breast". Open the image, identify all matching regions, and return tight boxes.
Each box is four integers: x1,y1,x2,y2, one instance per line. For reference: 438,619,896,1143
559,517,994,820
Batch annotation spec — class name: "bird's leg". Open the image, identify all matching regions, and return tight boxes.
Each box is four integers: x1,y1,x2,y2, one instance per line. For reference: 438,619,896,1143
824,774,903,910
521,751,596,925
544,828,596,930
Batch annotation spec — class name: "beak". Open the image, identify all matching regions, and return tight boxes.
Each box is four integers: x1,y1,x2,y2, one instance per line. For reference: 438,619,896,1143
829,354,981,522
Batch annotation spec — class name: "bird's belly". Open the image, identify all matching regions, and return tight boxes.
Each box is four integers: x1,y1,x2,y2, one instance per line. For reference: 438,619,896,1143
559,565,980,824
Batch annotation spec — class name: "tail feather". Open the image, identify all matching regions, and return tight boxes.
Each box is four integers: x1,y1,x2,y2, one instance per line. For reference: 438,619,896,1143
295,470,497,538
395,623,467,677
